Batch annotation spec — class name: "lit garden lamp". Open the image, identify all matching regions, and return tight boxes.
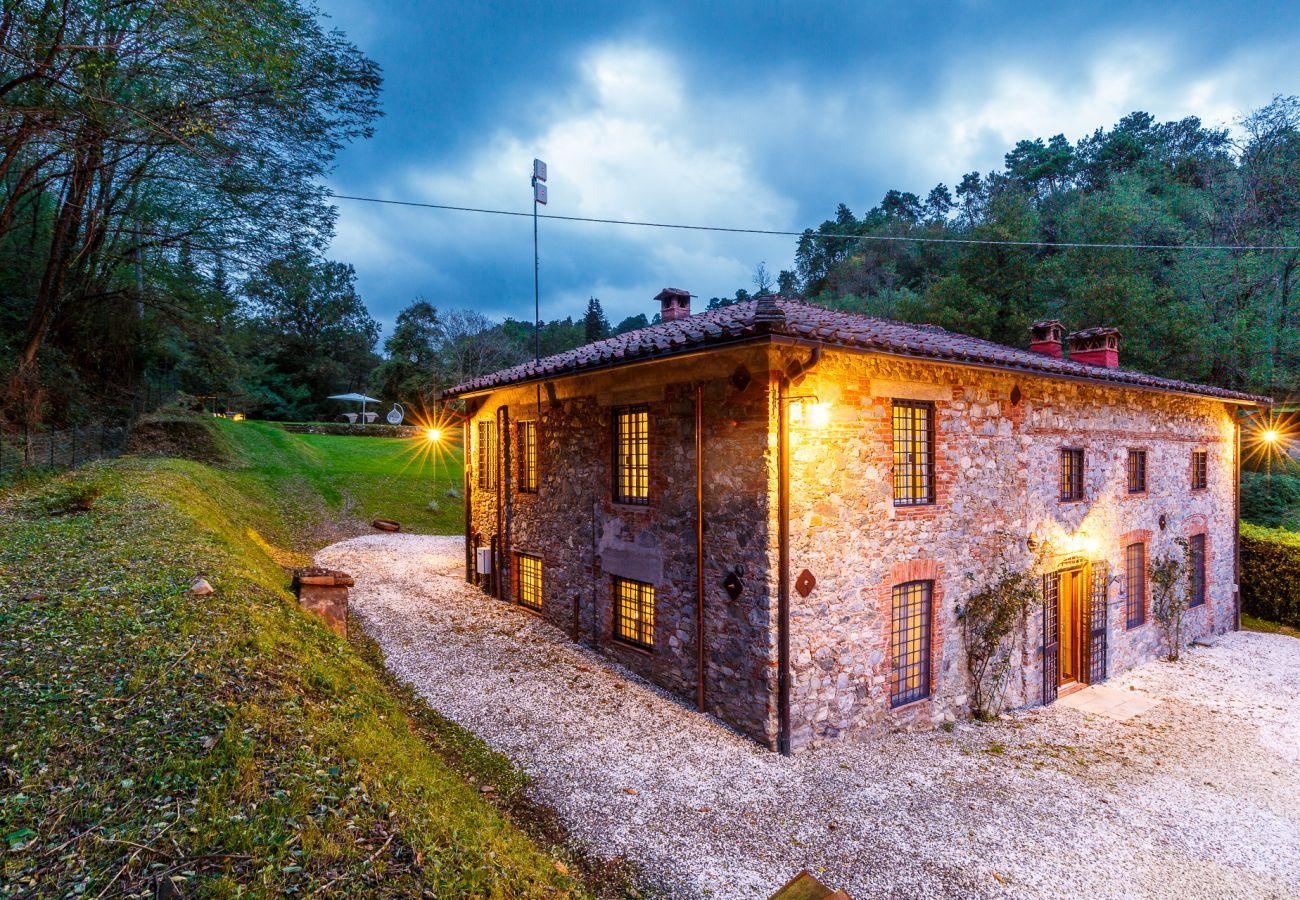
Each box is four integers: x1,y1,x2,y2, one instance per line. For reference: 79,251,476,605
1260,426,1283,482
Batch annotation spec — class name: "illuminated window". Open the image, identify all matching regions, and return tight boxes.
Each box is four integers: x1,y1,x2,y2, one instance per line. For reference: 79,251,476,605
1189,534,1206,607
1127,449,1147,494
892,399,935,506
1126,542,1147,628
891,580,932,707
1191,450,1208,490
476,421,496,491
515,553,542,611
612,576,654,649
1060,448,1084,501
518,421,538,493
613,406,650,504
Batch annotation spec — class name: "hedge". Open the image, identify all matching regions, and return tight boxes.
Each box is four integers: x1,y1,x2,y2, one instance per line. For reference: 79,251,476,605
1240,522,1300,628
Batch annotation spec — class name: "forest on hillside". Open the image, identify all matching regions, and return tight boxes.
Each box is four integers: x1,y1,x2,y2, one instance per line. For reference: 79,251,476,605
3,1,1298,429
789,99,1300,396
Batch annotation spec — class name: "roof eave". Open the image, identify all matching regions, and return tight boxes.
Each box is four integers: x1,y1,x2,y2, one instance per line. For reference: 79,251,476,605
441,331,1271,407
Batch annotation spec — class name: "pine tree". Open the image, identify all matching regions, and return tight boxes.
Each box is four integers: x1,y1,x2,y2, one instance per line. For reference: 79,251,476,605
582,296,610,342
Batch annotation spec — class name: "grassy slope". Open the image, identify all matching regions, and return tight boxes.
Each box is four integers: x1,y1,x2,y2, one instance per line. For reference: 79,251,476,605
1241,613,1300,638
225,421,465,536
0,420,579,898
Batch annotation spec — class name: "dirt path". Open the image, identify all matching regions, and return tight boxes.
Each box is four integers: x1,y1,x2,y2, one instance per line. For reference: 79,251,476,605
319,533,1300,899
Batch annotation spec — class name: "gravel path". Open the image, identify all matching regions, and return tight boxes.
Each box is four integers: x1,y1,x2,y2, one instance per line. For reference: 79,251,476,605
319,533,1300,899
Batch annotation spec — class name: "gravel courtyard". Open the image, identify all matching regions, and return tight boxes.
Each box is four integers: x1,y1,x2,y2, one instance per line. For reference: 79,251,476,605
318,533,1300,899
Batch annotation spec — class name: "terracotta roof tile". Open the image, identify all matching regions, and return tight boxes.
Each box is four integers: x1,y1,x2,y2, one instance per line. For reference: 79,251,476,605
442,299,1270,405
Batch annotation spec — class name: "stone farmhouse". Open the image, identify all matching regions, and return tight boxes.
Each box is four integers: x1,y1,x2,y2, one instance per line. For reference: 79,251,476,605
442,290,1269,753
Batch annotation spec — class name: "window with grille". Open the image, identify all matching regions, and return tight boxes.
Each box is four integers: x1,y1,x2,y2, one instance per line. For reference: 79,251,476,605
1189,534,1206,607
613,406,650,504
516,553,542,611
613,576,654,649
1060,448,1084,501
1126,542,1147,628
518,421,538,493
1127,449,1147,493
890,580,933,707
476,421,496,491
1191,450,1208,490
892,400,935,506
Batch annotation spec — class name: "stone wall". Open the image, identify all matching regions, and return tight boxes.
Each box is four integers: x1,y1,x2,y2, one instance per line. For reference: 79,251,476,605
463,347,781,747
782,347,1240,750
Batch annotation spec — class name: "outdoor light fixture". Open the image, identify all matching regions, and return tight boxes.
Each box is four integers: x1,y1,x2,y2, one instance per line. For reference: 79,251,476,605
1068,530,1094,555
1263,428,1281,444
426,427,443,443
808,402,832,429
788,396,831,429
1026,532,1040,551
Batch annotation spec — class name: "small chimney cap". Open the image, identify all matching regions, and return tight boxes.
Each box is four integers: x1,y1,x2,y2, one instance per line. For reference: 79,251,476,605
654,287,692,301
1067,326,1121,339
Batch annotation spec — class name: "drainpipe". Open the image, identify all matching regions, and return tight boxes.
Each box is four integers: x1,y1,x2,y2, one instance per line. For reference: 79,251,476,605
1234,415,1241,631
775,346,821,757
464,415,473,583
695,382,706,713
499,404,512,603
776,374,791,756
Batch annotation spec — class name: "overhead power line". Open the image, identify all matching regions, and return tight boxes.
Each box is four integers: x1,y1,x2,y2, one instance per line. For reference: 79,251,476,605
325,191,1300,253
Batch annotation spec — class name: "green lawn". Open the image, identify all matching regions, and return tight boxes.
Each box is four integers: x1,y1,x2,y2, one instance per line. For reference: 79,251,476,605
0,417,591,897
224,420,464,536
1241,612,1300,638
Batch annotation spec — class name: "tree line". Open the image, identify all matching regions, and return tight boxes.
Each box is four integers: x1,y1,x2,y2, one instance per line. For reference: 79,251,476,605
789,99,1300,396
0,0,380,426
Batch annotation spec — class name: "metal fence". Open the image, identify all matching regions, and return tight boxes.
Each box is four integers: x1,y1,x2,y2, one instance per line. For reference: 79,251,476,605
0,423,133,477
0,375,177,478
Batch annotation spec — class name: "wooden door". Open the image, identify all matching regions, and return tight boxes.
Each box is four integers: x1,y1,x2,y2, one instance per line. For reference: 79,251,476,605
1059,569,1084,685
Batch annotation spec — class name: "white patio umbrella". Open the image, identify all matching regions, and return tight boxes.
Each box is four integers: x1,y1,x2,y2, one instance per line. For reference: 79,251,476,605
327,392,382,421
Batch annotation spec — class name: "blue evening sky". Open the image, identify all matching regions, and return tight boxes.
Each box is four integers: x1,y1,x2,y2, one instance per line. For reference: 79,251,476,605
313,0,1300,336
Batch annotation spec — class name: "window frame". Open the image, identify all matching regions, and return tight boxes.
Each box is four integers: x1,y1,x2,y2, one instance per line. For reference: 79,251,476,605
891,399,936,507
1188,534,1207,608
1125,541,1147,629
515,552,543,612
1060,447,1085,502
890,579,933,708
517,420,538,493
1191,450,1208,491
476,420,497,492
1126,449,1148,494
612,576,655,650
612,405,651,505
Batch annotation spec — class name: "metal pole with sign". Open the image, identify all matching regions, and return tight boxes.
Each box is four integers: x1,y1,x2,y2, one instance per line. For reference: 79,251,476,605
532,159,547,364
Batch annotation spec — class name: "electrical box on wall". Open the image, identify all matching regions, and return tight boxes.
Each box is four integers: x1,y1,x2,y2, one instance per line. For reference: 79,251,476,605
475,547,493,575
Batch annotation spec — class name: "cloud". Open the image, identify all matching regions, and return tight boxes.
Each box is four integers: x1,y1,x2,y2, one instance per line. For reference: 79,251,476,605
333,41,797,326
327,19,1300,332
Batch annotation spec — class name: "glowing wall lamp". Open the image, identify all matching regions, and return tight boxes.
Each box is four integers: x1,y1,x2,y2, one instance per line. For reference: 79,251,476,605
807,402,832,430
426,427,443,443
789,397,832,430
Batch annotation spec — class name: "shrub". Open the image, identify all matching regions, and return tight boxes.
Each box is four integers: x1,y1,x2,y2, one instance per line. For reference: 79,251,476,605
1149,539,1189,661
957,538,1043,719
1241,522,1300,628
32,475,105,515
1241,470,1300,529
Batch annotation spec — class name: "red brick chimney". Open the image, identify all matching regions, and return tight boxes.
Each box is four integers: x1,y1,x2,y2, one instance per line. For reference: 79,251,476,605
656,287,692,322
1029,319,1065,358
1067,327,1121,368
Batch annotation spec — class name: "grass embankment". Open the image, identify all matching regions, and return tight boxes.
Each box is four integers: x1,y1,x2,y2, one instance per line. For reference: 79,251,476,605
203,419,465,536
0,417,584,897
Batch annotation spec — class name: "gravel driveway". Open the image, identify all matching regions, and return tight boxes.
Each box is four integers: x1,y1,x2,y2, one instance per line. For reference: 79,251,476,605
318,533,1300,899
